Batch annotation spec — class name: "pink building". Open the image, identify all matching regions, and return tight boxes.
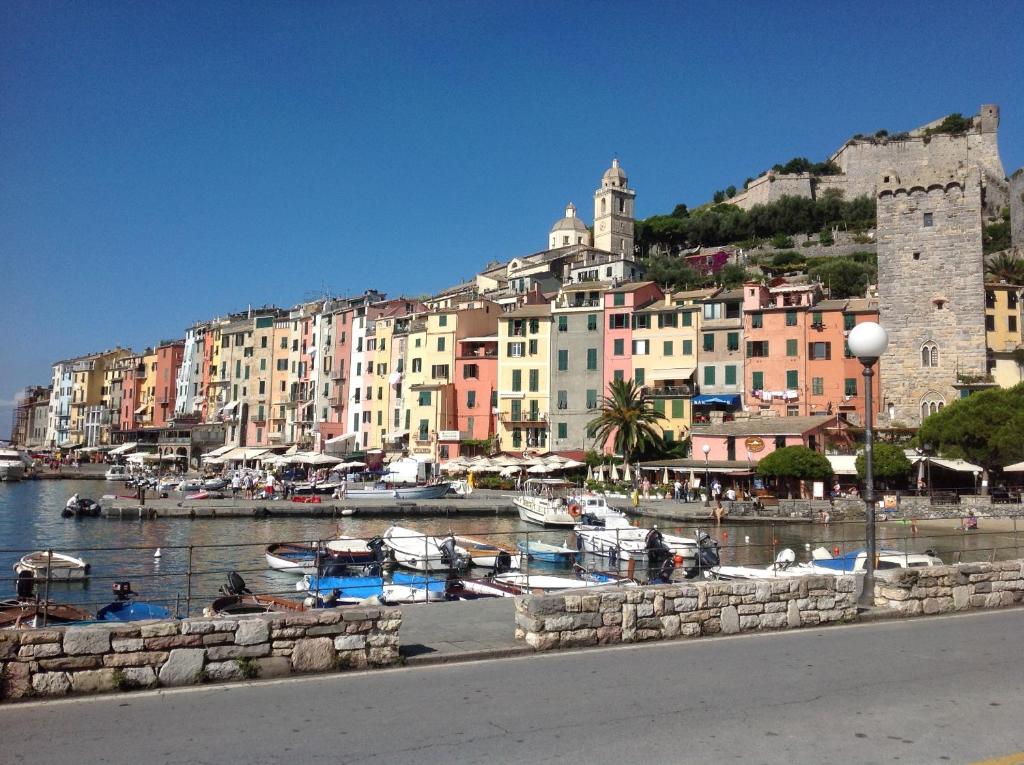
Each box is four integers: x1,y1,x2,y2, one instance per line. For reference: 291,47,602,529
602,281,663,390
152,341,184,428
690,415,844,463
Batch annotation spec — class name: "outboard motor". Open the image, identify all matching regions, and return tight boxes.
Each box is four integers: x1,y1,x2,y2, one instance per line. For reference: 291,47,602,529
579,512,600,527
492,550,513,575
438,536,469,572
683,532,721,579
367,536,387,564
112,581,134,601
220,571,250,597
15,570,35,600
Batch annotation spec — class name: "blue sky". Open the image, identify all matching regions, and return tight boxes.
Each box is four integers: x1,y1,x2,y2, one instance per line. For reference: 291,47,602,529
2,1,1023,428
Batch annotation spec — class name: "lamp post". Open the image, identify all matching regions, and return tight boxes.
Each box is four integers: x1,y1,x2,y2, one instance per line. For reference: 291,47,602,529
702,443,711,507
848,321,889,607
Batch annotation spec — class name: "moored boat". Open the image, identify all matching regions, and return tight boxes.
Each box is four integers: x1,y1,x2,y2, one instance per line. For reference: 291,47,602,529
14,551,90,580
95,582,173,621
452,535,521,570
0,448,28,482
513,479,576,526
298,569,447,604
0,572,92,628
344,482,452,500
382,526,470,572
803,547,943,574
490,572,623,594
104,465,130,481
207,572,308,616
265,536,383,575
516,539,578,564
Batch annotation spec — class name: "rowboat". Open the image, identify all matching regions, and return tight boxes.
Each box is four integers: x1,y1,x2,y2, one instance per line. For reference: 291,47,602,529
14,551,90,581
298,570,447,605
0,601,92,628
207,572,308,616
345,483,452,500
452,535,521,570
382,526,470,572
265,537,382,575
516,540,578,564
491,573,619,594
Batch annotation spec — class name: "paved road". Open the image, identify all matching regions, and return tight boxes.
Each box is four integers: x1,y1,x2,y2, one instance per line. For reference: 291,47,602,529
4,609,1024,764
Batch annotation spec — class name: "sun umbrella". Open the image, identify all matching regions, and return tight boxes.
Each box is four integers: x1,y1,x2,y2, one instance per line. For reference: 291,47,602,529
559,458,585,470
289,452,342,466
662,468,669,484
595,466,605,481
442,462,467,474
499,465,521,477
587,465,593,481
527,463,554,474
610,463,620,481
623,464,633,482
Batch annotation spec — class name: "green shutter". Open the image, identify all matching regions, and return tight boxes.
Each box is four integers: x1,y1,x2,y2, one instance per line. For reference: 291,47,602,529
653,399,665,415
704,366,715,386
587,314,597,331
663,341,673,356
613,292,625,306
752,371,764,390
511,370,521,392
682,312,692,327
587,348,598,370
663,430,674,443
528,369,539,392
557,422,567,439
786,339,797,356
586,389,597,408
511,399,521,419
727,332,739,351
845,378,858,396
558,315,568,332
613,339,624,356
786,370,798,388
682,339,693,356
634,368,644,385
725,365,737,385
467,390,476,408
671,399,684,418
558,350,568,371
703,334,714,352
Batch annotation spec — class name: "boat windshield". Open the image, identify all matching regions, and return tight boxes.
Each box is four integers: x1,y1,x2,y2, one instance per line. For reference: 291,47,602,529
524,480,569,500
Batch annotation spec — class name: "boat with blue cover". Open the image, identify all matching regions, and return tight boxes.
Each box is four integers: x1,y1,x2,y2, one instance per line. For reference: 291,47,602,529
298,569,447,604
804,547,943,574
516,540,578,564
96,582,173,621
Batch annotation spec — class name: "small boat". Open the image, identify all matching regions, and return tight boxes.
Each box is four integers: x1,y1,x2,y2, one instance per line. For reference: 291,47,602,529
803,547,944,574
104,465,130,481
15,551,90,580
444,576,519,599
572,564,638,587
202,478,228,491
452,535,521,570
516,539,578,564
573,515,650,561
0,448,29,482
0,572,92,628
176,478,204,492
298,569,447,605
95,582,173,622
490,572,620,594
61,496,102,519
156,477,180,493
264,537,384,575
712,549,819,581
382,526,470,572
208,572,309,616
513,479,576,527
345,483,452,500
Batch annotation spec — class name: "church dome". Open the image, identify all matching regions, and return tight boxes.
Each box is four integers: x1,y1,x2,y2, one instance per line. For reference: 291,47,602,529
602,158,627,188
550,202,589,233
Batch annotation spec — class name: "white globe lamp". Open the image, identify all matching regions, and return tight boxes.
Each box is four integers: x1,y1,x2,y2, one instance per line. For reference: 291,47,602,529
848,321,889,361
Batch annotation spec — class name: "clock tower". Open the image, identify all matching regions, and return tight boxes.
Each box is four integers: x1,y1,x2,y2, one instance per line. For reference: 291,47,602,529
593,158,636,255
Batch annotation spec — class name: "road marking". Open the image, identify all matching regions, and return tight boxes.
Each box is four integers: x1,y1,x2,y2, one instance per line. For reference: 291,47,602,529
970,753,1024,765
2,605,1022,711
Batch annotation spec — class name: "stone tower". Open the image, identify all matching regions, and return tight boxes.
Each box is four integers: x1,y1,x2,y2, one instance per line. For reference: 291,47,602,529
594,158,636,255
876,168,987,425
1010,168,1024,248
549,202,592,250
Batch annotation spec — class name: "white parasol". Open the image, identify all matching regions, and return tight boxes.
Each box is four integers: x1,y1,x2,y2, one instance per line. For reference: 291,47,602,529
527,463,555,474
610,463,620,481
586,465,593,481
623,464,632,482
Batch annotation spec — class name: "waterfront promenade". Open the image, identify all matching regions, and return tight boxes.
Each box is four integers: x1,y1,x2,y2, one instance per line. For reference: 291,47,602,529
4,607,1022,763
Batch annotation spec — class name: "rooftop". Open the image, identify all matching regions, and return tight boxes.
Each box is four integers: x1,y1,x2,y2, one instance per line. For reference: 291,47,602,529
696,415,840,437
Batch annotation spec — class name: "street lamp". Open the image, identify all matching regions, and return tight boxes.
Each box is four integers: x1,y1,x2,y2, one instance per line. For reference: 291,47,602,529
848,321,889,607
702,443,711,507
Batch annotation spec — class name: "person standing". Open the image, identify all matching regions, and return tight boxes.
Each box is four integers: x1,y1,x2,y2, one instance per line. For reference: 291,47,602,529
673,479,682,501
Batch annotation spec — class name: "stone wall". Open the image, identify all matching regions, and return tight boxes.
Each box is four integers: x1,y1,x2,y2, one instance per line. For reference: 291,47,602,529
872,559,1024,614
0,606,401,702
514,576,857,650
1011,169,1024,248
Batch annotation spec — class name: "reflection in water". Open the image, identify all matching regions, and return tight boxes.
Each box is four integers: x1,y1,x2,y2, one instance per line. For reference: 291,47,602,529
0,479,1016,616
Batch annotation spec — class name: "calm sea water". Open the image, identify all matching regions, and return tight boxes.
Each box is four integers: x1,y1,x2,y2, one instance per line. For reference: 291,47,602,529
0,479,1006,617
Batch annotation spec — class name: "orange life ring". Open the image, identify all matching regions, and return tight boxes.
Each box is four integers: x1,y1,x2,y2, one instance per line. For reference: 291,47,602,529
568,503,582,518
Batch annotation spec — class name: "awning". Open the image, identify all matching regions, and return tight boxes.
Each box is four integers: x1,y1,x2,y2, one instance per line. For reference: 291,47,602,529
222,401,240,413
325,433,358,445
134,405,148,414
385,429,409,439
1004,461,1024,473
693,394,741,406
906,451,983,473
204,444,234,458
827,455,858,475
220,447,270,461
108,442,138,456
58,441,82,449
648,367,695,381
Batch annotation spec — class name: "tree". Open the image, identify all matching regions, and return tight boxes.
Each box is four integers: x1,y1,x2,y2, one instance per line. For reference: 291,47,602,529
986,250,1024,283
808,255,877,299
855,443,912,489
713,190,726,204
587,379,667,470
756,446,833,498
918,384,1024,492
718,263,752,289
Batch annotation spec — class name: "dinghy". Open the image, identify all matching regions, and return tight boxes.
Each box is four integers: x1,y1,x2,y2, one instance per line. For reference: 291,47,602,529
14,551,90,580
208,572,308,616
96,582,173,621
0,572,92,628
491,572,619,594
265,537,383,575
452,536,521,570
382,526,470,572
298,569,447,604
516,539,579,564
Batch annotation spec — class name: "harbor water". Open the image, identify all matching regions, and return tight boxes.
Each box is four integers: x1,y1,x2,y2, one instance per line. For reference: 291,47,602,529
1,479,1015,617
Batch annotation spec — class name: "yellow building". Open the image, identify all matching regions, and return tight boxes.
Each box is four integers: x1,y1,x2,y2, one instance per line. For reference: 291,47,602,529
986,283,1024,388
68,348,133,445
631,294,700,445
269,317,292,446
138,349,158,428
496,303,553,454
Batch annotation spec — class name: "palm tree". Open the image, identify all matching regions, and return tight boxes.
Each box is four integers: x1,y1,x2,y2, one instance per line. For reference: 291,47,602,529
985,250,1024,284
587,379,667,471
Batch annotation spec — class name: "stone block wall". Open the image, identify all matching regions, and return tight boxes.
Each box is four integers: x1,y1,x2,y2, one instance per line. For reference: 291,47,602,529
873,560,1024,614
1011,169,1023,248
0,606,401,702
514,576,857,651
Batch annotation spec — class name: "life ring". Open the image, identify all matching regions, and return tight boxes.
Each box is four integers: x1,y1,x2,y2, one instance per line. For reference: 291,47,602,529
568,503,582,518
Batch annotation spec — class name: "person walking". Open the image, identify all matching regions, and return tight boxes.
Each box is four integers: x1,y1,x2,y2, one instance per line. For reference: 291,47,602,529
673,479,682,501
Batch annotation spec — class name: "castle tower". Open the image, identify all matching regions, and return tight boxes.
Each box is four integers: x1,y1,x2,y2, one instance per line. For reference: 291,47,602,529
875,168,987,425
594,158,636,255
549,202,592,250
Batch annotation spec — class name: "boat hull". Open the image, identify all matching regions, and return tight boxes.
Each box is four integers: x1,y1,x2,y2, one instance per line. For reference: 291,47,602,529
96,600,173,621
15,552,89,580
0,464,25,482
516,540,578,564
383,526,466,572
513,497,575,527
0,601,92,628
348,483,451,500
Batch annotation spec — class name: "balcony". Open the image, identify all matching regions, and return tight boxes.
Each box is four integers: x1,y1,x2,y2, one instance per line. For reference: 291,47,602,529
330,368,346,381
268,432,284,442
500,412,548,425
328,395,344,407
644,384,694,398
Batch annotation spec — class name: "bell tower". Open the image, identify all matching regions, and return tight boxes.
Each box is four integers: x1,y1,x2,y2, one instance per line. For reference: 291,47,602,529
593,158,636,255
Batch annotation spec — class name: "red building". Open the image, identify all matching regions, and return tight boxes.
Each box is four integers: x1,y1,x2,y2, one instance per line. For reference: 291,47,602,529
152,341,185,428
452,334,498,459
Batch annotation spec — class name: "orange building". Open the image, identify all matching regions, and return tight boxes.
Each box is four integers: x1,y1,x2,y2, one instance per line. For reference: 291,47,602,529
152,340,185,428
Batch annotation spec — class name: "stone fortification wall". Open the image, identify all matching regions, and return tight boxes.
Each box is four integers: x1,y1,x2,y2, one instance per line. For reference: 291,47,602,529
1011,168,1024,247
514,575,857,650
730,173,814,211
872,559,1024,614
0,606,401,702
876,170,987,425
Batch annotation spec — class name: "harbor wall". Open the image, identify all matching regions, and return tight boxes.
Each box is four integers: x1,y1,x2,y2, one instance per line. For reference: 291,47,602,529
514,575,858,651
0,606,401,702
871,559,1024,614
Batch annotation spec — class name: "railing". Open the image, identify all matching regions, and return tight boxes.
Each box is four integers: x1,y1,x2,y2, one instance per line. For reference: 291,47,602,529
643,385,694,398
499,412,548,424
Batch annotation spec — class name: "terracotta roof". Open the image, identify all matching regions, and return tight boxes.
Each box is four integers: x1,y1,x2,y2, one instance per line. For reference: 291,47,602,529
607,281,657,294
697,415,840,437
561,281,609,292
845,298,879,313
505,304,552,318
814,299,848,311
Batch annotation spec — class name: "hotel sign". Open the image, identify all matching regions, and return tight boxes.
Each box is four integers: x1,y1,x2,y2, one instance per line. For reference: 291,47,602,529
437,430,461,441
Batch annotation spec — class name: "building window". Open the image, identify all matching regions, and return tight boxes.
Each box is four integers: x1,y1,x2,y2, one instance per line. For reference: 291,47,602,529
608,314,628,329
508,342,525,358
703,303,722,320
652,399,665,415
671,399,684,418
586,389,597,409
411,358,422,373
557,390,567,409
785,311,797,326
786,339,798,357
431,364,449,380
613,369,624,382
467,390,476,409
923,212,933,227
1011,316,1018,333
511,370,522,392
528,369,539,392
418,419,430,441
417,390,431,406
632,314,651,330
632,340,649,355
557,350,569,371
613,292,625,307
613,339,624,356
557,422,567,439
438,314,447,327
750,313,763,329
787,406,799,417
704,366,715,386
727,332,739,352
703,334,714,352
587,314,598,331
843,314,855,331
657,313,678,329
986,291,996,309
747,341,769,357
921,342,939,368
786,370,798,388
663,341,673,356
724,365,737,385
751,371,764,391
635,368,645,385
587,348,598,370
558,315,568,332
985,315,995,331
808,342,831,360
682,339,693,356
844,378,857,396
812,377,824,395
512,428,522,448
529,319,539,334
463,364,479,379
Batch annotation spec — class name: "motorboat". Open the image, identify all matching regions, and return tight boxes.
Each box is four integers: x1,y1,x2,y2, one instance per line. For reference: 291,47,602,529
490,572,624,594
449,479,472,497
202,477,229,491
104,465,130,481
452,535,521,570
298,569,447,605
343,483,452,500
291,481,341,496
156,477,181,493
176,478,205,493
516,539,578,564
568,492,628,521
513,479,576,526
0,448,28,482
207,572,308,616
95,582,174,621
803,547,944,574
444,577,520,599
0,572,92,628
264,536,384,575
573,514,650,561
61,495,101,519
712,549,818,581
382,526,470,572
15,551,90,580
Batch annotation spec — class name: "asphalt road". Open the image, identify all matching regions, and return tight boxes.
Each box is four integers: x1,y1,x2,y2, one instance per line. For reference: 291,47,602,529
4,609,1024,765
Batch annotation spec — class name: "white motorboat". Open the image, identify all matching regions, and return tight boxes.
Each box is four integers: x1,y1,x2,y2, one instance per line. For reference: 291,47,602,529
176,478,205,492
15,551,90,581
491,572,634,594
514,479,576,526
802,547,944,574
713,549,819,580
344,483,451,500
574,515,651,560
104,465,130,481
452,535,522,570
266,536,380,575
0,448,28,482
156,477,181,493
382,526,469,572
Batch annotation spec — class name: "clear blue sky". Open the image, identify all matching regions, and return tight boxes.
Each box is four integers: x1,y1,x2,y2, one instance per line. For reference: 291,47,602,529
2,0,1023,428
